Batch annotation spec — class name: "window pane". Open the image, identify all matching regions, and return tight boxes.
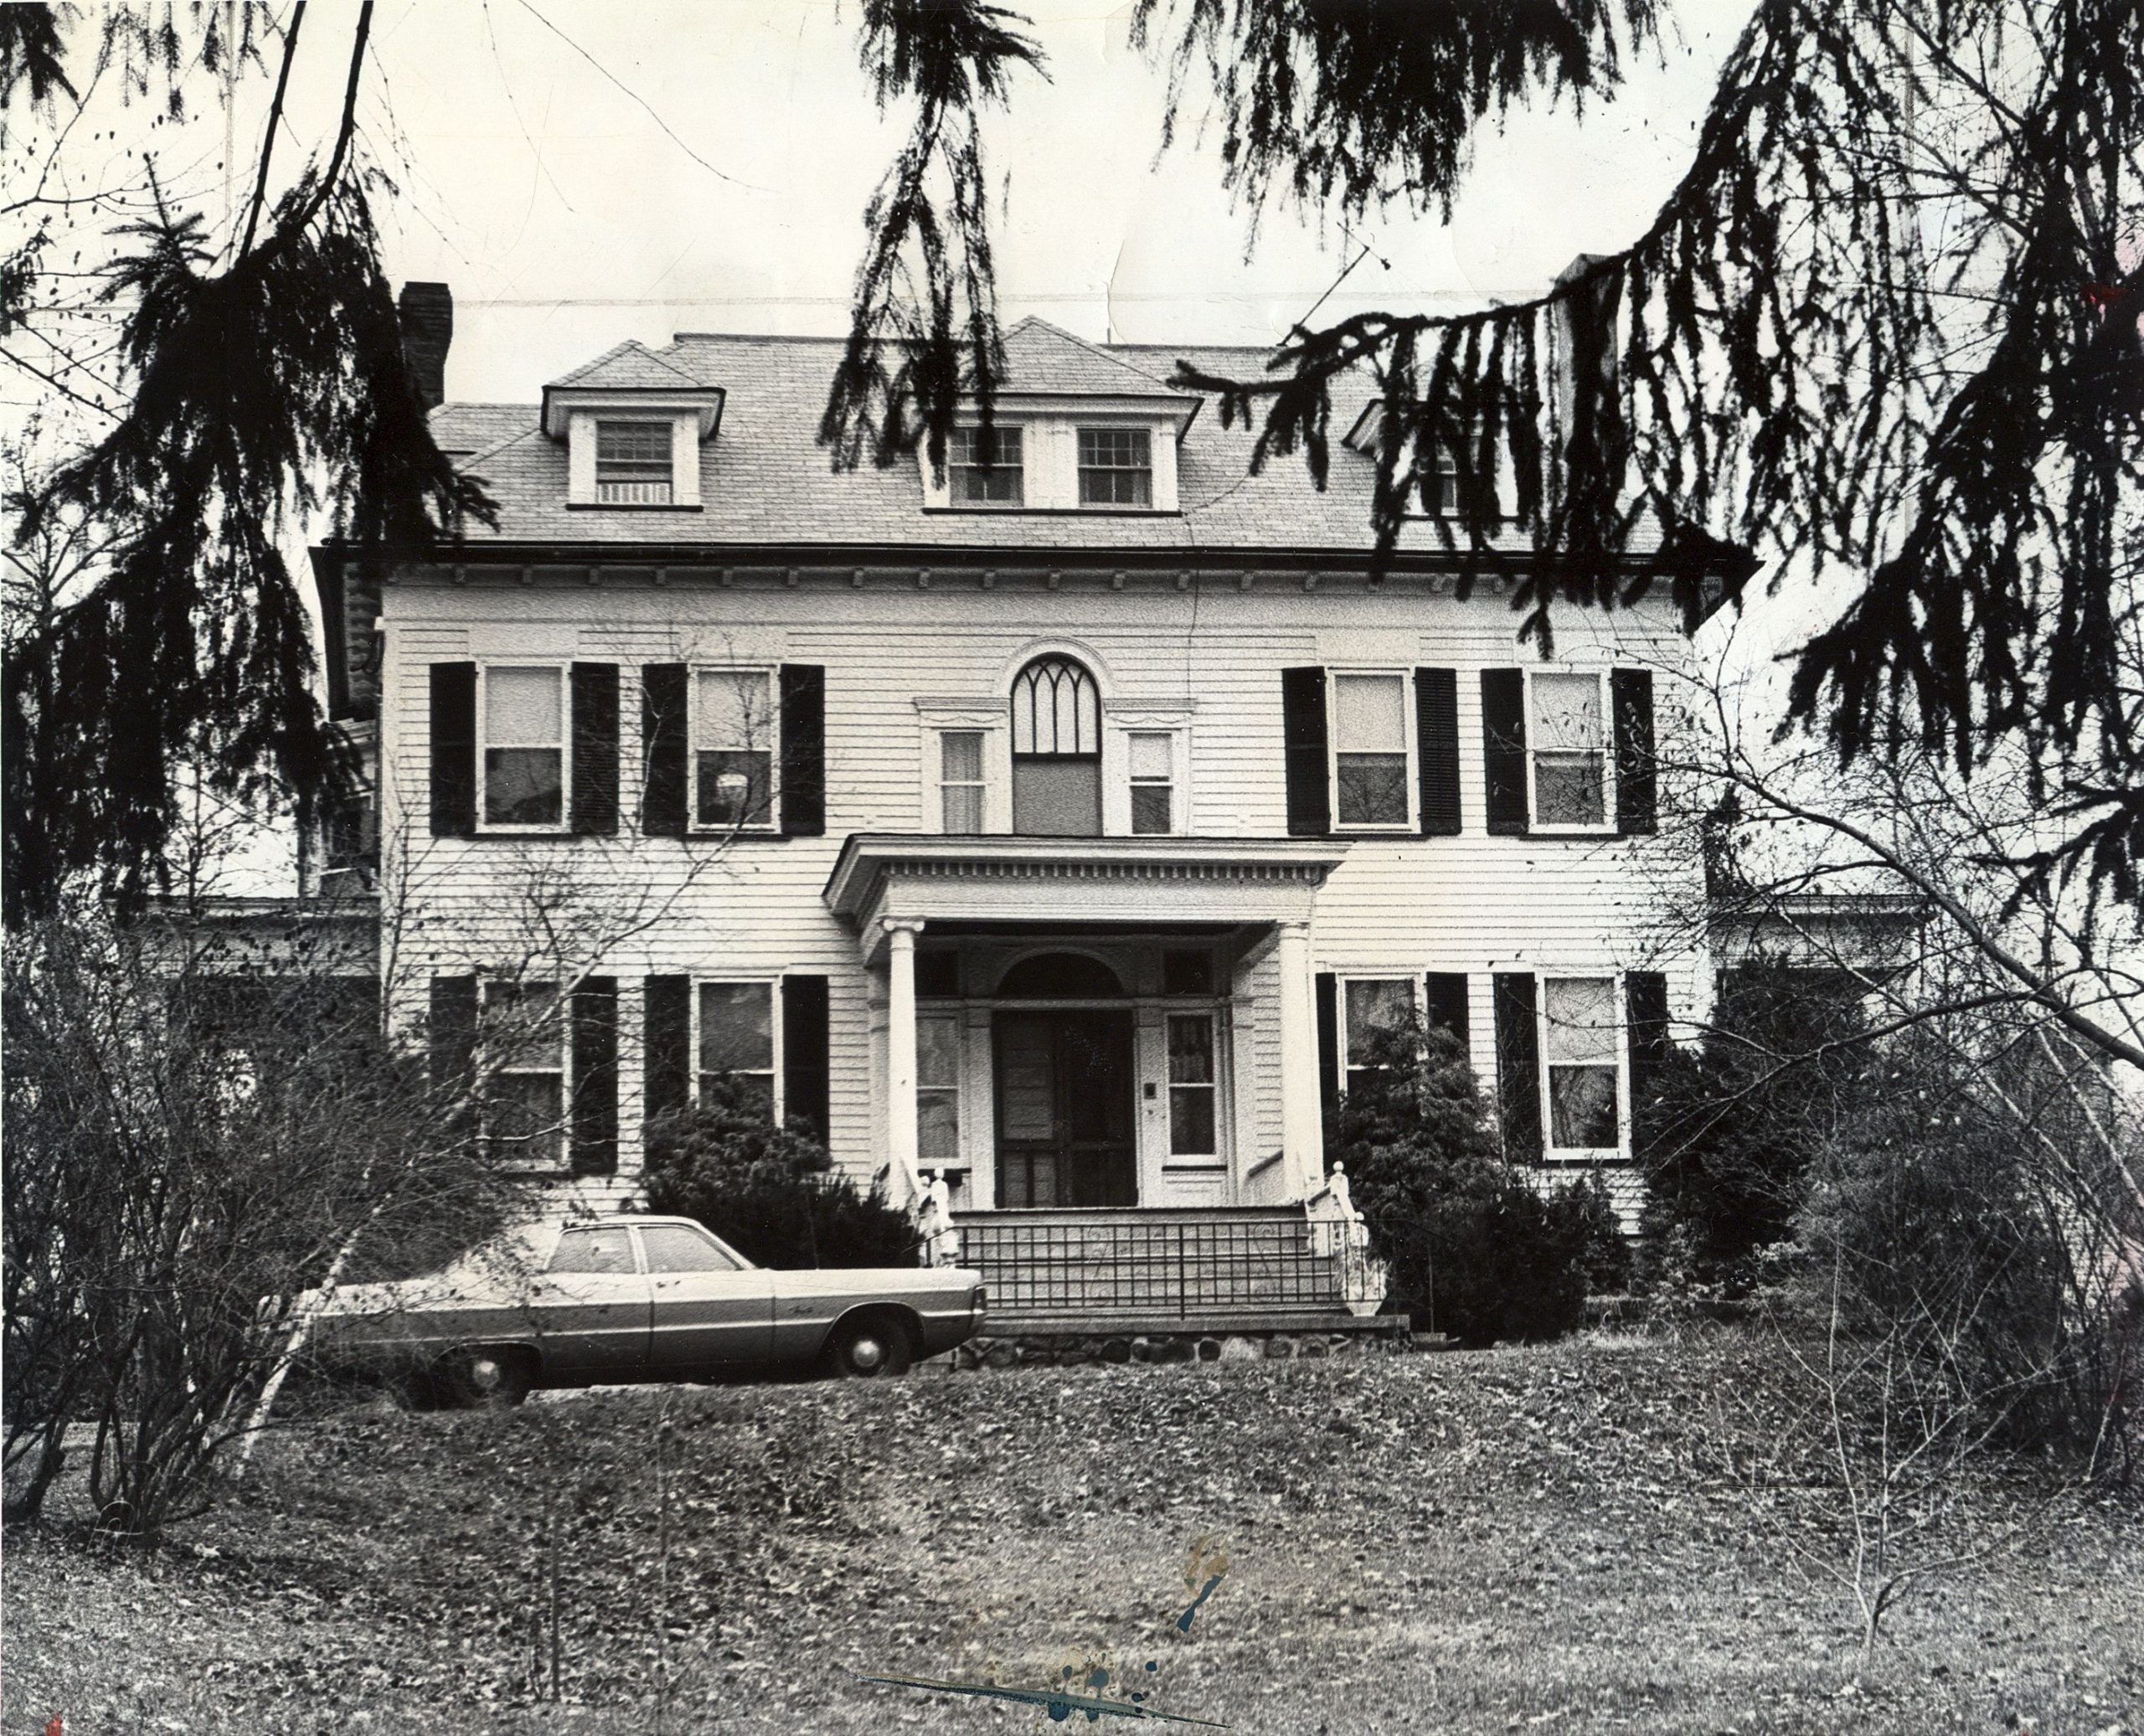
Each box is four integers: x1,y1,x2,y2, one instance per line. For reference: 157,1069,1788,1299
1531,673,1604,751
491,1072,563,1166
1335,754,1409,825
1544,977,1617,1062
487,981,562,1063
1332,674,1405,751
941,731,983,781
640,1223,744,1273
1534,752,1605,826
1130,784,1172,834
1128,731,1172,778
487,667,561,744
1344,980,1414,1065
697,749,772,826
942,784,983,832
696,670,770,752
549,1226,637,1275
1167,1015,1214,1084
1012,758,1101,836
701,1070,775,1117
919,1089,961,1162
917,1015,961,1089
596,421,670,466
698,981,773,1073
1169,1086,1216,1156
485,748,563,825
1549,1064,1619,1148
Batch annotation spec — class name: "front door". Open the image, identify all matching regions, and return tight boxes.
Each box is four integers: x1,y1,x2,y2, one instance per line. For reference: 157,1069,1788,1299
993,1012,1136,1208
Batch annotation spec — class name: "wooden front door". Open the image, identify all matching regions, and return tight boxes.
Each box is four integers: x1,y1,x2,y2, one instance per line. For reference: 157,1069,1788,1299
992,1012,1136,1208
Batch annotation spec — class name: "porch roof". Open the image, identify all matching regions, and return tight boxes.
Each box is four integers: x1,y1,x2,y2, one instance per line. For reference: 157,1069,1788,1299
822,834,1348,956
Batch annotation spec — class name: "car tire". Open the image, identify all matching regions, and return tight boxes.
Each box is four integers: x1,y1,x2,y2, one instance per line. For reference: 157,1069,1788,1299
393,1369,442,1412
827,1314,914,1379
432,1346,535,1409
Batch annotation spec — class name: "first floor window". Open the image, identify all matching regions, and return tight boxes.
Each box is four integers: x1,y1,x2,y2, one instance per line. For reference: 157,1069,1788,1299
1530,672,1610,828
951,425,1023,503
1343,978,1415,1095
940,731,985,832
595,420,673,505
1128,731,1175,834
1167,1014,1219,1157
917,1013,962,1164
695,668,775,828
1331,672,1410,827
1078,426,1152,506
698,981,775,1114
487,981,564,1166
482,665,565,827
1543,976,1620,1149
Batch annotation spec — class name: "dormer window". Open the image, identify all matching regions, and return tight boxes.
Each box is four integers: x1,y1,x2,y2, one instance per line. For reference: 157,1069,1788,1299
951,425,1023,505
1078,427,1152,507
596,420,673,505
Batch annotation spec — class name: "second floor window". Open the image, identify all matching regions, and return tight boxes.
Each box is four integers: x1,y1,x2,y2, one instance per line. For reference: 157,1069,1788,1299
595,420,673,505
1011,655,1101,837
1078,427,1152,506
940,730,985,832
951,425,1023,504
482,665,565,827
695,668,775,829
1128,731,1175,834
1331,672,1410,827
1529,672,1610,829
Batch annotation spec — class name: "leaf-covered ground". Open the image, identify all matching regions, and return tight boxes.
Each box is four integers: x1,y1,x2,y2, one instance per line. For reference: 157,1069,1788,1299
5,1330,2139,1734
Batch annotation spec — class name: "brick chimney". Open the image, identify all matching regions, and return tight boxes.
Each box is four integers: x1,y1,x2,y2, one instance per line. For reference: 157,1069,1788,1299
397,281,453,412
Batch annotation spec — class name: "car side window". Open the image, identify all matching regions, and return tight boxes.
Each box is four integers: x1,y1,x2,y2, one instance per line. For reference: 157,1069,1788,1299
638,1223,745,1274
548,1227,639,1275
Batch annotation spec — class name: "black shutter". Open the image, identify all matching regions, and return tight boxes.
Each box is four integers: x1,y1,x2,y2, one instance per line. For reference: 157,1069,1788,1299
642,974,692,1136
1493,972,1542,1162
1282,667,1331,837
570,664,620,836
1424,971,1471,1054
781,974,831,1143
1613,668,1657,835
428,662,477,837
1482,668,1529,836
1316,971,1340,1133
641,664,688,837
1415,667,1461,836
1624,970,1671,1120
779,665,827,837
570,976,619,1176
429,975,478,1136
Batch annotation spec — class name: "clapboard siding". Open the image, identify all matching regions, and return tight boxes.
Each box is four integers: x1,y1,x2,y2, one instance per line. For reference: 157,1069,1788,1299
373,575,1702,1193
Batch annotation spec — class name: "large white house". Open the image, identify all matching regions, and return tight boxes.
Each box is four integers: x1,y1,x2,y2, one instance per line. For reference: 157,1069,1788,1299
312,288,1715,1335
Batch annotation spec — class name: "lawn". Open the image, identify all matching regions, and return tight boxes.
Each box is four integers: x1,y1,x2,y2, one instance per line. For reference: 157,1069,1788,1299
4,1328,2137,1735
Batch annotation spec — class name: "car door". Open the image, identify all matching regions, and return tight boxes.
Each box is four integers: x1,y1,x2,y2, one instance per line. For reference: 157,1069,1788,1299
636,1223,776,1373
530,1223,654,1382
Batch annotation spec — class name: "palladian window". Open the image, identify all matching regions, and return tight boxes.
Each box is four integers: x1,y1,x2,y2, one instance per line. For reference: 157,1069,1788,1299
1009,656,1101,837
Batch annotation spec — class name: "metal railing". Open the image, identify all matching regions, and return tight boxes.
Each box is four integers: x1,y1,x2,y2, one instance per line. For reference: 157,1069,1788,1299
956,1213,1348,1320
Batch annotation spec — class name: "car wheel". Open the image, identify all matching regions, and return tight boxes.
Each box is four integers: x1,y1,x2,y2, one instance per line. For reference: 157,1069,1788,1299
433,1346,534,1409
392,1368,442,1412
827,1314,914,1379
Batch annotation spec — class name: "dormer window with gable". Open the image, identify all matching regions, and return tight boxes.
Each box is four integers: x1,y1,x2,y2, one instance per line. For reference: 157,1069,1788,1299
1077,427,1152,507
950,425,1023,505
595,420,674,505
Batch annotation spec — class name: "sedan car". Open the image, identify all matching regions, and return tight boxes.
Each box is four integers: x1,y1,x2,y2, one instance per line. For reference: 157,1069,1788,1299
296,1215,987,1407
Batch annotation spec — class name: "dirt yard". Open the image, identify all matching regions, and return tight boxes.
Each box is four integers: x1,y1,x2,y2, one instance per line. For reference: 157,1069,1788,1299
5,1329,2138,1734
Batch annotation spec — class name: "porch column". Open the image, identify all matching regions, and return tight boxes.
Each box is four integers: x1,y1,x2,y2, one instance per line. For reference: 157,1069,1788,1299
1276,920,1323,1198
884,919,925,1209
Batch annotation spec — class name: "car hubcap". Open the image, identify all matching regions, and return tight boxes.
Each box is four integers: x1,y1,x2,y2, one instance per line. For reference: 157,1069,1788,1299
850,1336,885,1372
470,1357,504,1393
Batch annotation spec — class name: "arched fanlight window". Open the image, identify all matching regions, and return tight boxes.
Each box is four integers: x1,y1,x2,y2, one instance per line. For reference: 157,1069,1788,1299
1010,656,1104,836
996,951,1126,998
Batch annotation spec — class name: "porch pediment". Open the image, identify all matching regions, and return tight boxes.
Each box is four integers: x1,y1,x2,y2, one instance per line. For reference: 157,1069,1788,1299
822,834,1348,956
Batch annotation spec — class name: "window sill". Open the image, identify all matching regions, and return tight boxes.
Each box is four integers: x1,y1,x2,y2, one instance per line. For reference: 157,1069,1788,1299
472,827,574,840
1161,1159,1228,1172
687,827,786,841
1527,825,1618,839
565,501,704,512
1540,1151,1627,1164
920,505,1180,518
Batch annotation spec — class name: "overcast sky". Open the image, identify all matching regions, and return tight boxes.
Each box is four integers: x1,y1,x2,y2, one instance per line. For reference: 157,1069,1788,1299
147,0,1761,403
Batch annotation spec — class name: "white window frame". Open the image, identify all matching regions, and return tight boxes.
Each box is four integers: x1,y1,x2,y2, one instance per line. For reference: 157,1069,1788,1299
482,978,569,1170
1537,971,1629,1160
1523,667,1617,836
1337,975,1417,1097
1327,669,1416,833
937,729,988,834
1075,425,1155,508
948,424,1026,507
1122,727,1183,837
477,662,571,834
915,1009,965,1171
1162,1010,1224,1164
689,664,780,834
692,976,782,1120
594,418,676,506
